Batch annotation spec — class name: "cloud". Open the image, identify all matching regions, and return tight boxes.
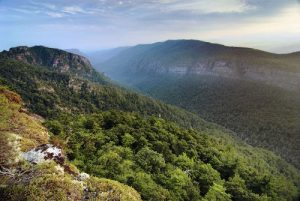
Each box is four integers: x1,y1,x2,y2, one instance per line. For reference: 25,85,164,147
162,0,256,14
46,12,64,18
0,0,299,52
12,8,41,14
29,1,56,10
62,6,92,15
62,6,83,14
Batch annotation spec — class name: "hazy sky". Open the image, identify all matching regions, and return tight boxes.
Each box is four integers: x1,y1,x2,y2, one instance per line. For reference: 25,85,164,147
0,0,299,53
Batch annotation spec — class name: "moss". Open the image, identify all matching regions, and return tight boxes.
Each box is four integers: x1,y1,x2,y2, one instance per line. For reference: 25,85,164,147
1,162,142,201
86,177,142,201
26,174,83,201
0,132,21,167
19,137,37,151
0,92,18,129
2,174,83,201
0,87,49,152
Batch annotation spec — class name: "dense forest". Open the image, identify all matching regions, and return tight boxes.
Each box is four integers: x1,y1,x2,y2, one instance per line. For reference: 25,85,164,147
122,74,300,168
46,111,300,200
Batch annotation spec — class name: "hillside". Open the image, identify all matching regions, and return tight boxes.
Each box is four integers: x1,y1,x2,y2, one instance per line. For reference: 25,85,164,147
91,40,300,168
0,58,215,131
1,46,300,200
0,86,142,201
0,46,218,130
1,86,299,201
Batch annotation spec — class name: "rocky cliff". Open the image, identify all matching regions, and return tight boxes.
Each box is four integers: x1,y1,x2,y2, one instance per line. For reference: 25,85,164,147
98,40,300,91
1,46,93,76
0,46,110,85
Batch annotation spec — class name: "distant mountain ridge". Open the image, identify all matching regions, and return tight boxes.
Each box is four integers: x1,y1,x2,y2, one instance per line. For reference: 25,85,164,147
95,40,300,91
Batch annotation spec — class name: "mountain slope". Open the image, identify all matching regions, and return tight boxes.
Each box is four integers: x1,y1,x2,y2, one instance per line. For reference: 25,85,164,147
1,85,299,201
0,58,214,130
1,46,300,200
91,40,300,168
0,46,218,130
0,86,142,201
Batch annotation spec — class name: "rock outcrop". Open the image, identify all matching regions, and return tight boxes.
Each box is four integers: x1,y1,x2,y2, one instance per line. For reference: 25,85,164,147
1,46,93,75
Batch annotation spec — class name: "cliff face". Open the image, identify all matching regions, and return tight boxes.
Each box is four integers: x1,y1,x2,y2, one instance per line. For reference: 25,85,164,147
133,59,300,91
98,40,300,91
1,46,93,75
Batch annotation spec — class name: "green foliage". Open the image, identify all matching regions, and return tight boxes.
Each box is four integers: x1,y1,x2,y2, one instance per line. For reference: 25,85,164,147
136,147,166,173
45,120,63,135
123,74,300,168
203,183,231,201
47,111,300,201
192,163,221,196
131,172,170,200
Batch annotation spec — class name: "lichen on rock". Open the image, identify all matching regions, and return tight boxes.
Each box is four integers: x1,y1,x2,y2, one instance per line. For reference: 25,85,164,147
22,144,63,164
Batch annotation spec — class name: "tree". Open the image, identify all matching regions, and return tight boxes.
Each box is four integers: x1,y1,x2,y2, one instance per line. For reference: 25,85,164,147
203,183,231,201
135,147,166,173
191,163,221,196
45,120,63,135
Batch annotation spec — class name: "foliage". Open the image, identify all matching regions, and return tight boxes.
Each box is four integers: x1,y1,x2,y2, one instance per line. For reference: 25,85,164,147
47,111,300,201
122,74,300,168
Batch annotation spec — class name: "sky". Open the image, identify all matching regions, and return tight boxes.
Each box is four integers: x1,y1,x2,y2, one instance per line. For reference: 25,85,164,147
0,0,299,53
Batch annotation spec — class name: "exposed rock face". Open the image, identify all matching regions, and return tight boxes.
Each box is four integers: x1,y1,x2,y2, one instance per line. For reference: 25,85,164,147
100,40,300,91
22,144,78,175
1,46,93,75
22,144,64,164
137,60,300,91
